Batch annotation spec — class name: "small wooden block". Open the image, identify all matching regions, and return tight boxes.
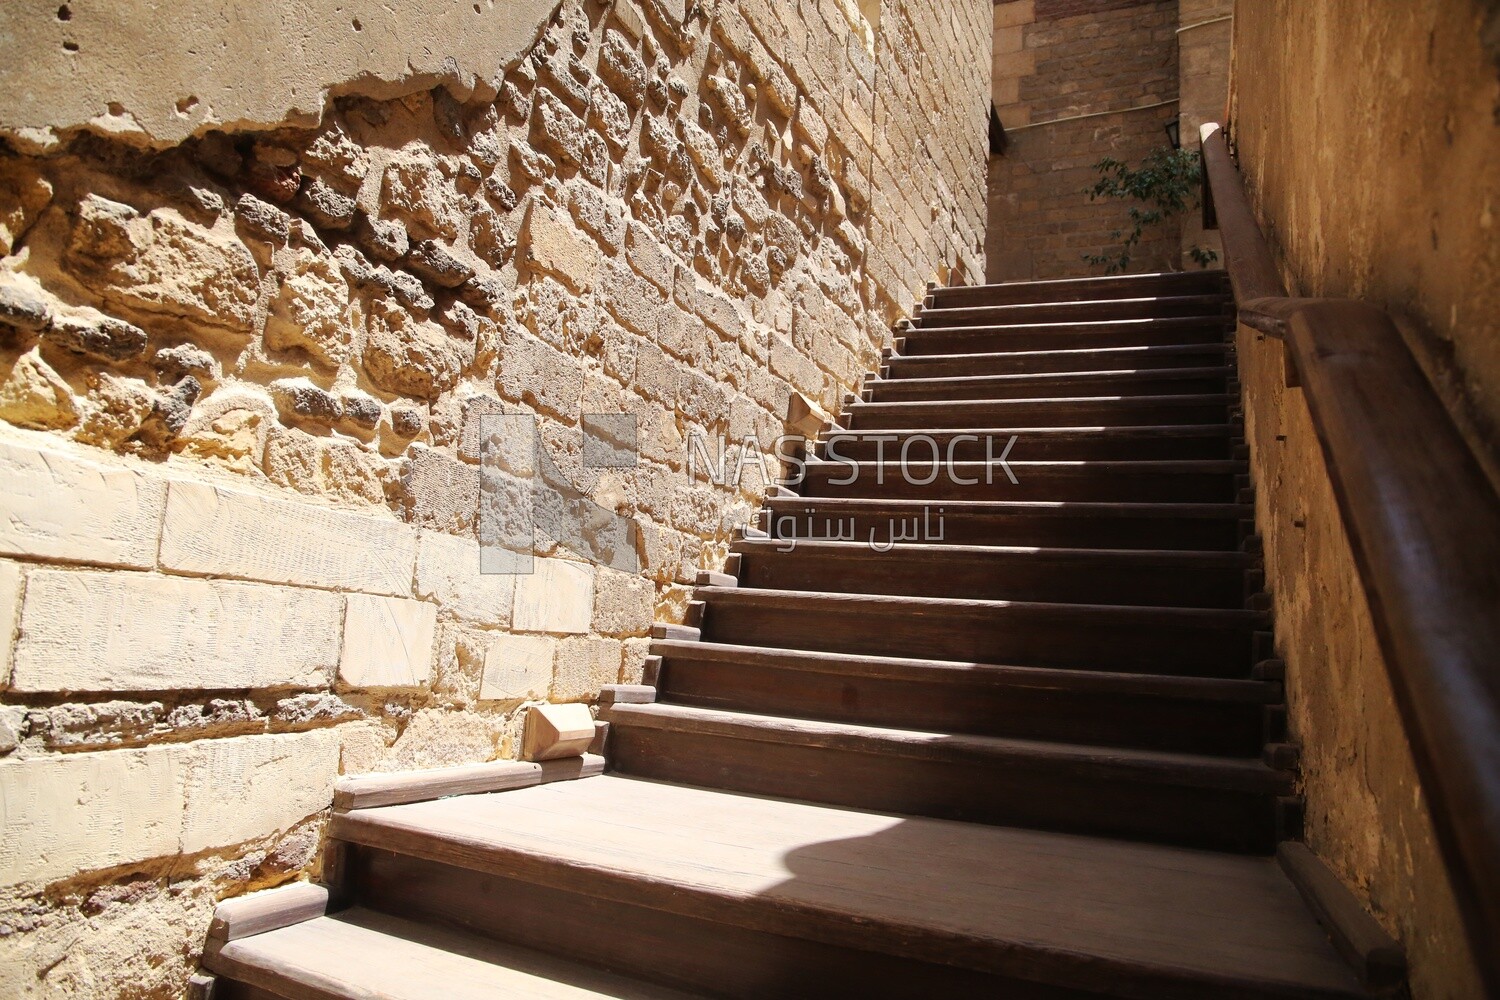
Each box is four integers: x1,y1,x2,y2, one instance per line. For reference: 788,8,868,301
538,752,606,781
1253,658,1286,681
1278,842,1407,991
523,703,596,762
684,600,706,626
208,882,329,942
187,973,216,1000
1263,742,1301,770
334,759,545,811
784,391,823,438
696,570,738,588
641,654,663,687
588,720,610,756
598,684,657,705
652,623,700,641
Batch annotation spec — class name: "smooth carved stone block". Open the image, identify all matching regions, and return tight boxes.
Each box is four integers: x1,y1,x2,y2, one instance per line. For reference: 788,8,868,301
414,530,514,628
338,594,438,689
0,744,188,886
179,729,341,854
0,437,167,570
512,558,595,634
160,480,418,597
522,702,595,761
480,632,556,701
10,570,342,692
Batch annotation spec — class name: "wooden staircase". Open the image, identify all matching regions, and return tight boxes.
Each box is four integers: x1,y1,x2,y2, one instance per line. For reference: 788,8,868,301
203,271,1405,999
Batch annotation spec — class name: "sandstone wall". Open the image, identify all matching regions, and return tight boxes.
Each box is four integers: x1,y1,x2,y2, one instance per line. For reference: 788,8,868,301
0,0,991,995
985,0,1184,281
1229,0,1498,995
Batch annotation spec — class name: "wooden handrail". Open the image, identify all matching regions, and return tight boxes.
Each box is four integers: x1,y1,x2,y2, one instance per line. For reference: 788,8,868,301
1200,122,1500,992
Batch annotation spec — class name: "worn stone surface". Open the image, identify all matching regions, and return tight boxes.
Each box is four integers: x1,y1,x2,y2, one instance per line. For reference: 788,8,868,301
414,530,514,627
338,594,437,689
10,570,342,692
480,632,555,702
0,435,166,569
0,745,187,886
0,0,563,146
65,196,261,332
0,1,992,990
160,479,418,596
178,730,341,854
512,557,594,635
1232,4,1496,995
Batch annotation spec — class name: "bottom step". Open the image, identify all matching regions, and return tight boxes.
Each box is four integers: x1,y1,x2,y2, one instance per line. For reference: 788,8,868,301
205,906,701,1000
329,776,1368,1000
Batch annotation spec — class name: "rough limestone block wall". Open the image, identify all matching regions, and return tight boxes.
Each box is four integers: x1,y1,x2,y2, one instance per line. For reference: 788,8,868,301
985,0,1183,281
1230,0,1497,995
0,0,991,995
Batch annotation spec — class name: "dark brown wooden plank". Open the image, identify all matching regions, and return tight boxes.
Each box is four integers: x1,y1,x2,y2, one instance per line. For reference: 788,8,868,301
760,497,1251,551
650,639,1273,756
847,394,1236,431
694,586,1267,676
929,271,1229,308
730,538,1251,608
917,294,1232,328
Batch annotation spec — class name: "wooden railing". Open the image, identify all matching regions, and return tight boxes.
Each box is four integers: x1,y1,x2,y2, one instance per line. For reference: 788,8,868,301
1200,122,1500,992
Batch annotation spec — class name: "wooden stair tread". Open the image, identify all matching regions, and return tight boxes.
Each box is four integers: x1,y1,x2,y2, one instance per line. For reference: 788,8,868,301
696,584,1266,624
825,424,1237,440
206,907,701,1000
888,342,1230,368
916,295,1232,327
851,393,1238,411
763,496,1252,519
649,639,1279,703
732,537,1251,567
928,271,1228,307
876,366,1235,387
603,703,1291,794
330,776,1364,998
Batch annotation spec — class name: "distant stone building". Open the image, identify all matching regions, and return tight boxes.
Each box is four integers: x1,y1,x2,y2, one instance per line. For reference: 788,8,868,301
985,0,1230,281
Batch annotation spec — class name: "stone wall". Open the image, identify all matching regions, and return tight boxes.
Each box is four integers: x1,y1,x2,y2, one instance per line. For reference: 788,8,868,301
1230,0,1498,995
985,0,1183,281
1176,0,1230,263
0,0,991,995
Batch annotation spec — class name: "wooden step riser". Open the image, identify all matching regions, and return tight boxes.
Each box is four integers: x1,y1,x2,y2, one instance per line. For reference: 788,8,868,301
343,847,1083,1000
699,602,1260,677
608,726,1280,853
868,374,1229,403
735,551,1250,609
822,432,1234,463
929,273,1230,308
887,348,1230,378
759,505,1248,551
210,983,277,1000
656,658,1267,757
899,323,1232,355
848,400,1233,431
916,298,1232,328
801,469,1240,504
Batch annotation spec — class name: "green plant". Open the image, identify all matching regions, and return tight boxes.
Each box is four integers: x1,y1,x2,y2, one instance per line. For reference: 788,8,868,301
1083,146,1219,274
